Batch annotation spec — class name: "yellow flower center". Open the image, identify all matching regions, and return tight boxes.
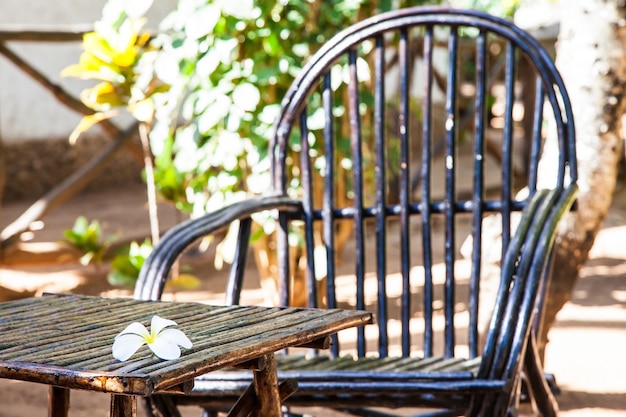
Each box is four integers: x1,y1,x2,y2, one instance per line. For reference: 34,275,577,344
145,331,156,344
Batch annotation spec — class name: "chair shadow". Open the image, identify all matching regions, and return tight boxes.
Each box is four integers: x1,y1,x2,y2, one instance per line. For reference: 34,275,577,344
567,256,626,309
557,390,626,411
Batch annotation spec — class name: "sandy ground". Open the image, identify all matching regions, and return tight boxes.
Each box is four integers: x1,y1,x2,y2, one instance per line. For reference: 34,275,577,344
0,183,625,416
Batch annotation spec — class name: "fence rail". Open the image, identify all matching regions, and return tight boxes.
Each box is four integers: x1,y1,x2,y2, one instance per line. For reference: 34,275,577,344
0,26,140,255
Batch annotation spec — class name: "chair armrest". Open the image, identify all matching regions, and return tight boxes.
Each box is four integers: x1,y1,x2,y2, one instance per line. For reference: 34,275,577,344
134,194,303,301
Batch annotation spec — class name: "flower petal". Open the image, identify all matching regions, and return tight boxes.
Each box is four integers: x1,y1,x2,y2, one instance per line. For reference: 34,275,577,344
148,337,181,360
159,328,193,349
116,322,149,339
151,315,178,335
112,333,146,361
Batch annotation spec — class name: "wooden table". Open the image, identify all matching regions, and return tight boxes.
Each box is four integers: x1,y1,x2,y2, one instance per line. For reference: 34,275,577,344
0,293,373,417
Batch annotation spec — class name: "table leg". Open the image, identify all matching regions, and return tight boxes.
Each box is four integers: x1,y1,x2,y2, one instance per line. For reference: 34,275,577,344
48,386,70,417
110,394,137,417
253,353,282,416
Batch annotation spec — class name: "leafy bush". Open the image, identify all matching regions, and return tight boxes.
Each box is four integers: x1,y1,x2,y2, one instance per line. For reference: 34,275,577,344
65,0,441,284
69,0,438,215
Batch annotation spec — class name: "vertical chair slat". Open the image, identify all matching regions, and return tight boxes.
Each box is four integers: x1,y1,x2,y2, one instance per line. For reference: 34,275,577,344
443,26,459,358
347,49,367,357
373,35,390,358
468,29,488,359
501,41,516,254
322,72,340,357
540,70,574,187
225,218,252,306
421,25,435,358
299,109,319,309
528,79,544,193
278,212,290,306
398,28,412,358
276,87,292,308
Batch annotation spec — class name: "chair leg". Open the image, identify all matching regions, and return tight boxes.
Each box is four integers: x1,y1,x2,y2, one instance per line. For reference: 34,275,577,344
227,378,299,417
110,394,137,417
142,395,183,417
48,386,70,417
523,336,559,417
227,381,258,417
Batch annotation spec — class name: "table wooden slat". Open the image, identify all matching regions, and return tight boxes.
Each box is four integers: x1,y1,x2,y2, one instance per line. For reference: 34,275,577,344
0,294,373,396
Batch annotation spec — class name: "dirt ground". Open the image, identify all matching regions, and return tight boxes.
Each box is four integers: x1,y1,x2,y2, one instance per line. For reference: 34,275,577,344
0,183,625,416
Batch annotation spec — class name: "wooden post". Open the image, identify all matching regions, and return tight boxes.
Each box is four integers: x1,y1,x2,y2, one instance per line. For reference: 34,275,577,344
253,353,282,417
48,386,70,417
110,394,137,417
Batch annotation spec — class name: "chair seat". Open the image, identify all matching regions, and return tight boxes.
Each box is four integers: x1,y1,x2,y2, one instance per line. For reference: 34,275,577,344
179,355,506,410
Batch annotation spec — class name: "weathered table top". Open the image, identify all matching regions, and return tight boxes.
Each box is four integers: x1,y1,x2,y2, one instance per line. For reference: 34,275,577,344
0,293,373,396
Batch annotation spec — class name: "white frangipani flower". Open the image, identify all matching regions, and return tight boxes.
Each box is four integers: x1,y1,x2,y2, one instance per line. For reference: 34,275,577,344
112,315,193,361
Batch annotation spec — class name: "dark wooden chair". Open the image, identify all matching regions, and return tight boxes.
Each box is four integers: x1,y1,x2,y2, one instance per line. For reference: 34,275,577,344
135,6,577,417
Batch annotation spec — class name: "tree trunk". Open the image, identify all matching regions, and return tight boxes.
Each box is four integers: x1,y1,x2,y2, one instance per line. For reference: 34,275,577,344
537,0,626,362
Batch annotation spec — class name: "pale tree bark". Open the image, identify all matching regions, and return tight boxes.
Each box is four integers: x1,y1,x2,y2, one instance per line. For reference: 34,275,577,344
537,0,626,362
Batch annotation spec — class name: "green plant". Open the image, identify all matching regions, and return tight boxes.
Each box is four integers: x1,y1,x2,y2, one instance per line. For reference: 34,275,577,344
107,239,201,289
62,0,163,141
63,216,115,267
448,0,522,18
63,0,166,246
62,1,167,284
107,239,153,287
65,0,437,284
147,0,436,217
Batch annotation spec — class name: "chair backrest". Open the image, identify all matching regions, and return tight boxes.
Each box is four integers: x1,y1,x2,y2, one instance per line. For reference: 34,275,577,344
267,7,576,360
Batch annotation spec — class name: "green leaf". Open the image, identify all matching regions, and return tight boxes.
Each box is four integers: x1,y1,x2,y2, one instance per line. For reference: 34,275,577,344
68,111,117,144
124,0,154,19
63,216,115,267
80,82,127,111
377,0,393,12
218,0,254,20
262,33,281,55
107,239,153,287
185,4,221,40
71,216,89,236
197,95,231,134
232,83,260,112
107,269,139,287
79,252,94,267
166,273,202,290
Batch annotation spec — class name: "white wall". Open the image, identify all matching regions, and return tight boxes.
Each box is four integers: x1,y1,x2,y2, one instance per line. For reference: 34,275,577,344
0,0,177,143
